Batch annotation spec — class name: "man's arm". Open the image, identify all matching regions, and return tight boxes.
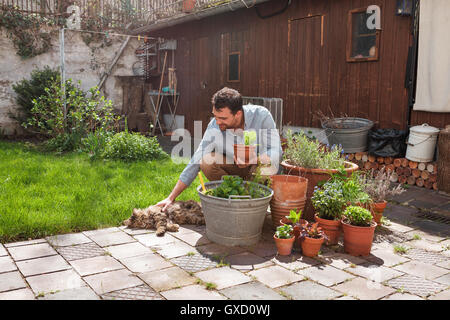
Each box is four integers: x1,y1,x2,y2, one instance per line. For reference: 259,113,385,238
155,179,188,211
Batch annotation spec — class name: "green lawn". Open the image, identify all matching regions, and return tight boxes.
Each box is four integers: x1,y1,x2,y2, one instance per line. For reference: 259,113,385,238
0,141,200,243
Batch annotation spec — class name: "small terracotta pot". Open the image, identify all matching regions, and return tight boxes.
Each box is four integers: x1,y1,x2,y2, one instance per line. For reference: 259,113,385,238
301,236,324,257
314,214,342,245
279,217,307,247
274,234,295,256
182,0,196,13
371,201,387,225
341,219,377,256
234,144,257,165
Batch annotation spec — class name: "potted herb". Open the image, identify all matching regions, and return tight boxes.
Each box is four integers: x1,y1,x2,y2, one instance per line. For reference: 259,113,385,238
280,209,307,247
281,130,359,220
359,168,406,224
341,205,376,256
234,130,257,165
274,224,295,256
299,222,328,257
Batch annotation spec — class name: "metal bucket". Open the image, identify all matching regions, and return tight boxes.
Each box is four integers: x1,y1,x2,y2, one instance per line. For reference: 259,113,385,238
322,117,374,153
197,181,273,246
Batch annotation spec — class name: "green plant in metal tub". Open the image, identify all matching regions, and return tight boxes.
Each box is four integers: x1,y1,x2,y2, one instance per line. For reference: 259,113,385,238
197,176,273,247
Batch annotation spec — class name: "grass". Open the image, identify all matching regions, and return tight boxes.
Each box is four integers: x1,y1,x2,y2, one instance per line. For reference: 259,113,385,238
393,244,409,254
0,141,200,243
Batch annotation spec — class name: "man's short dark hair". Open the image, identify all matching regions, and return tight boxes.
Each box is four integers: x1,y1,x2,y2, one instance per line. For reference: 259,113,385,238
211,87,243,114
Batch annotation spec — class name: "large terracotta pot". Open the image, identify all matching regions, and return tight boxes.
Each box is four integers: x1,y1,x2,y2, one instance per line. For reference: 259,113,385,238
270,199,306,228
281,160,359,221
234,144,257,165
371,201,387,225
314,214,342,245
301,236,324,257
274,235,295,256
341,219,377,256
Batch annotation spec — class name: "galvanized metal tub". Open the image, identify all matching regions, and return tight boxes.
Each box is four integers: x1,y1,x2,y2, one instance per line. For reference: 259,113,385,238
197,181,274,247
322,117,374,153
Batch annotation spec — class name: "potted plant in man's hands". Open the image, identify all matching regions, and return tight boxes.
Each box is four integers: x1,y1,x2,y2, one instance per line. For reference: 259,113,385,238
234,130,257,166
299,221,328,257
274,224,295,256
341,205,377,256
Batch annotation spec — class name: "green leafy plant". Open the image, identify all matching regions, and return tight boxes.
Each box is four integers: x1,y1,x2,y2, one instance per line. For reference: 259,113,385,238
343,205,373,227
311,180,346,220
299,222,328,240
328,171,371,205
244,130,257,146
204,175,269,199
286,209,302,225
275,224,294,239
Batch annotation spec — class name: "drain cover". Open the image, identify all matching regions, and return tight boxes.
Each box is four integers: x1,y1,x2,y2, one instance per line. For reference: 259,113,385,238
386,274,447,297
101,285,164,300
414,211,450,225
404,248,448,264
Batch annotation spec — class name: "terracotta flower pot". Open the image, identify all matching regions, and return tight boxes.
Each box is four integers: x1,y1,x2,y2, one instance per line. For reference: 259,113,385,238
314,214,342,245
371,201,387,225
301,236,324,257
341,219,377,256
274,234,295,256
234,144,257,165
281,160,359,221
270,198,306,228
270,175,308,202
182,0,196,13
279,217,307,247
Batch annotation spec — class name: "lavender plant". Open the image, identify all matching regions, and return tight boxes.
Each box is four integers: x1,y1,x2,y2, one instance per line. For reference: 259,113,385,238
359,168,406,203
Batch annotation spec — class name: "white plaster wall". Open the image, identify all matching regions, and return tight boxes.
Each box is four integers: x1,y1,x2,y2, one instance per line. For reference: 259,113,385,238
0,28,141,135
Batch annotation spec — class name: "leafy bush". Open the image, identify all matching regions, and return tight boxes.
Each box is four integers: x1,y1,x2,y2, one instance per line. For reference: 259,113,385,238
81,129,114,160
359,168,405,203
275,224,294,239
204,175,270,199
343,205,373,227
311,181,346,220
328,171,371,205
283,130,345,170
102,131,168,161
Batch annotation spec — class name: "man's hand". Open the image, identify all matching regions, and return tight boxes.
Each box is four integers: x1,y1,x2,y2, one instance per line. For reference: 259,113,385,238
234,149,258,168
155,197,174,212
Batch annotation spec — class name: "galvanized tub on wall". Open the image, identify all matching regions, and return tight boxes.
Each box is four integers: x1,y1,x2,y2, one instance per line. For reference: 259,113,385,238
197,181,273,247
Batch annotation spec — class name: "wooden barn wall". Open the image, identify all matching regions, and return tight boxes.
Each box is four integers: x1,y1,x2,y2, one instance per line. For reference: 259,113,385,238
148,0,438,135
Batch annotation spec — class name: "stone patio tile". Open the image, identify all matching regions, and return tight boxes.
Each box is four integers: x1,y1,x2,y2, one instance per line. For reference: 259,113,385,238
296,265,355,287
382,203,421,225
38,287,100,300
385,221,415,233
0,244,7,256
428,289,450,300
0,256,17,273
69,255,124,276
171,231,211,247
243,240,279,258
0,288,35,300
415,193,450,206
344,263,404,283
161,284,226,300
382,293,424,300
119,226,154,236
409,239,448,252
178,224,206,234
101,284,164,300
436,260,450,269
16,255,71,277
248,265,303,289
280,280,341,300
0,271,27,292
318,253,367,270
82,227,121,237
365,248,410,267
271,253,321,272
170,254,218,273
46,233,91,247
86,231,136,247
26,269,85,294
134,233,180,249
408,220,450,238
405,230,444,243
393,261,449,280
84,269,144,295
220,281,286,300
432,273,450,286
196,243,246,258
333,277,395,300
388,186,424,203
104,242,152,260
225,252,274,272
120,253,172,273
139,266,196,292
386,274,447,297
195,266,252,290
334,295,357,300
4,238,47,248
7,243,57,261
156,241,197,259
55,242,106,261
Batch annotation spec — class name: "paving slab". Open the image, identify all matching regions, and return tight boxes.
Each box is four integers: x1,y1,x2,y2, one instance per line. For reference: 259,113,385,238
120,253,172,273
104,242,152,260
161,284,226,300
82,227,121,237
157,241,197,259
195,243,246,258
296,265,355,287
69,255,124,276
7,242,57,261
243,240,279,258
428,289,450,300
382,203,421,225
332,277,395,300
248,265,303,289
280,280,341,300
220,281,286,300
26,269,85,294
101,284,164,300
38,287,99,300
365,248,411,267
16,255,71,277
171,231,211,247
119,226,154,236
393,260,449,280
55,242,106,261
170,254,218,273
317,253,367,270
436,259,450,269
403,247,448,265
382,293,424,300
344,263,404,283
406,239,446,252
83,269,144,295
0,256,17,273
432,273,450,286
0,271,27,292
46,233,91,247
4,238,47,248
225,252,274,272
86,230,136,247
0,244,7,256
0,288,35,300
385,221,416,233
271,254,321,272
407,220,450,238
139,266,197,292
195,266,252,290
334,295,357,300
386,274,447,297
134,233,180,249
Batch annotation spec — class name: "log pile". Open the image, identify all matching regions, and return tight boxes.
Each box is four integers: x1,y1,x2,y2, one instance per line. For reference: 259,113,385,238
346,152,439,190
437,125,450,193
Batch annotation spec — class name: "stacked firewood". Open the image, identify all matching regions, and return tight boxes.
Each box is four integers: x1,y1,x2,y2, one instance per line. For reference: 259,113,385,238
346,152,439,190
